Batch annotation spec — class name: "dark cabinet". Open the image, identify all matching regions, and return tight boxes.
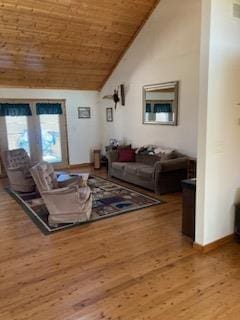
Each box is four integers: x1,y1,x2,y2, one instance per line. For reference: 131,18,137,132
235,204,240,241
181,179,196,241
187,158,197,179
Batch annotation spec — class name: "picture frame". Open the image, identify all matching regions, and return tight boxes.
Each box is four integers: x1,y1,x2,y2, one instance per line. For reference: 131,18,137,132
106,107,113,122
78,107,91,119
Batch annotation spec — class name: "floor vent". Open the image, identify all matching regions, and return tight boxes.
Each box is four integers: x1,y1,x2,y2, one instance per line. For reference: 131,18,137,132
233,2,240,19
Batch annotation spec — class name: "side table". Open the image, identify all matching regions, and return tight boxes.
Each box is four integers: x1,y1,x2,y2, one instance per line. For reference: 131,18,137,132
181,179,196,241
235,203,240,241
187,157,197,179
93,149,101,169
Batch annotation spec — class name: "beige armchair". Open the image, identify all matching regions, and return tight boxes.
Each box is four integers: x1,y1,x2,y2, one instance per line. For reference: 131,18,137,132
30,161,92,226
2,148,35,193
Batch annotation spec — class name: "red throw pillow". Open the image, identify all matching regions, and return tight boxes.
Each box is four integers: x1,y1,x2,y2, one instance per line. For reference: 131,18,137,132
118,148,135,162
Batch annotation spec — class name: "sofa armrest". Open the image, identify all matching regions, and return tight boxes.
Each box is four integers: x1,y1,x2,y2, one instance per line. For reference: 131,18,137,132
42,185,91,213
8,166,25,172
153,157,188,194
154,157,188,173
106,150,119,165
8,166,33,180
58,176,79,188
7,167,26,181
42,185,79,196
43,185,91,200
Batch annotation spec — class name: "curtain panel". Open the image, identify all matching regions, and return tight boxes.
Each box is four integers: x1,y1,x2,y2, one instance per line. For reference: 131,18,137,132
0,103,32,117
153,103,172,113
145,103,152,113
36,103,63,115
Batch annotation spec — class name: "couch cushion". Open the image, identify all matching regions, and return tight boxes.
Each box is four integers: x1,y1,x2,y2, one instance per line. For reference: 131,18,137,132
112,162,127,171
137,166,154,180
124,163,147,175
154,147,177,160
135,154,159,166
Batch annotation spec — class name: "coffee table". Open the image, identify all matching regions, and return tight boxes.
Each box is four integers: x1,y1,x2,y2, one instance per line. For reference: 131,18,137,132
56,172,89,185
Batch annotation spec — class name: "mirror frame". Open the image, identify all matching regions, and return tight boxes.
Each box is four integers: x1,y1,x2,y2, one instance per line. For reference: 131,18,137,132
142,81,179,126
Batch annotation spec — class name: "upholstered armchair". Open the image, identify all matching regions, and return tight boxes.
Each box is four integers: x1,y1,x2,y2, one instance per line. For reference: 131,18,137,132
30,161,92,226
2,148,35,193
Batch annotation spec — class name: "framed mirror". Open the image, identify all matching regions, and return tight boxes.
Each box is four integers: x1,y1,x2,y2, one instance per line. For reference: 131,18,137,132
143,81,179,126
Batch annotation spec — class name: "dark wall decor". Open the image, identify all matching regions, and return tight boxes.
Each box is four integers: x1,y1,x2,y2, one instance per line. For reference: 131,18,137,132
78,107,91,119
102,84,125,109
113,90,120,109
120,84,125,106
106,108,113,122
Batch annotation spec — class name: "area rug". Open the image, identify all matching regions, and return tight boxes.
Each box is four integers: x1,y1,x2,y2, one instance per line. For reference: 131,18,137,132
6,175,163,234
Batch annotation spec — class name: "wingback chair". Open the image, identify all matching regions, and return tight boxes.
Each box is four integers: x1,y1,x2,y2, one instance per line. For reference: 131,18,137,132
2,148,35,193
30,161,92,226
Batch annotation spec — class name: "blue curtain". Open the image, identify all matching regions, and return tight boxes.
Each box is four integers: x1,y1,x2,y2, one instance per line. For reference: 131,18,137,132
36,103,63,115
145,103,152,113
0,103,32,117
153,103,172,113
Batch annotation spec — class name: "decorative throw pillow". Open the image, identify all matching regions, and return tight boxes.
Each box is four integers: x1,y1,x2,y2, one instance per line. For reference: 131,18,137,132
118,148,135,162
160,151,176,160
154,147,176,160
135,145,157,155
135,146,149,155
118,144,132,150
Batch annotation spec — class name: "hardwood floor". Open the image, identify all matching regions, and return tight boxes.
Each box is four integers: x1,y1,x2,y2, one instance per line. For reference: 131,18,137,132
0,168,240,320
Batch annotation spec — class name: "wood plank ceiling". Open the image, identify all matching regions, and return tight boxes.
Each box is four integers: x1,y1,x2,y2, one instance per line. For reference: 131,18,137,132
0,0,159,90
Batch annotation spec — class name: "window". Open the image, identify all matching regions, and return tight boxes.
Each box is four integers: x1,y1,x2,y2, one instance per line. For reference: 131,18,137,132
39,114,62,163
0,100,68,168
5,116,30,154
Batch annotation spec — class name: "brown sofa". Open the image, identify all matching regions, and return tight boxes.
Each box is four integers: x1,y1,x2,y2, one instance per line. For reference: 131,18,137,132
107,150,188,194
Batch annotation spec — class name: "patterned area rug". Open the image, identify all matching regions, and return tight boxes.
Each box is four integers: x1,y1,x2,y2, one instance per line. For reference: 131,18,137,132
6,175,163,234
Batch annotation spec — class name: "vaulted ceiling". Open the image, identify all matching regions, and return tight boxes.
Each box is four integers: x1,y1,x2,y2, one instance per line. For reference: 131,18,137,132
0,0,160,90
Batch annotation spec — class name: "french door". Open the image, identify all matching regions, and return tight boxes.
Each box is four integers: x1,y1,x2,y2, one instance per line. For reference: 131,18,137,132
0,100,69,169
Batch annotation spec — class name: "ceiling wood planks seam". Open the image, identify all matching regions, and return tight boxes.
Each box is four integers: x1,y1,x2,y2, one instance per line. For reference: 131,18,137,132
0,0,160,90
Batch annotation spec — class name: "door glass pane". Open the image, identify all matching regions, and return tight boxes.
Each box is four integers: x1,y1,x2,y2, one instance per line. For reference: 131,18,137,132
39,115,62,163
5,116,30,154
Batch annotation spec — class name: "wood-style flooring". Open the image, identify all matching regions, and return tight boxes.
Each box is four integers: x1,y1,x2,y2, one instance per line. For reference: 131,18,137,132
0,168,239,320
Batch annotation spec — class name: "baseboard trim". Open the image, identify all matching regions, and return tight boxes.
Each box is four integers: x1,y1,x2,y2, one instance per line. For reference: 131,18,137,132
69,163,94,169
193,234,234,253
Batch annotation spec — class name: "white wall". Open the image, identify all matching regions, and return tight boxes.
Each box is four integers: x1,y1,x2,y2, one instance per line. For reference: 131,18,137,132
196,0,240,245
100,0,201,157
0,88,100,165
